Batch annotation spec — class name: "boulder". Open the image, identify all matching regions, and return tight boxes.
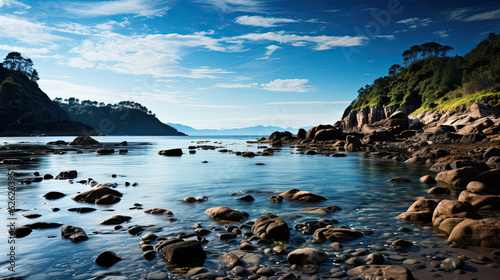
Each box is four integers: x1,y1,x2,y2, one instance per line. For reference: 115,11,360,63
157,239,206,265
448,218,500,248
95,251,121,267
204,207,249,222
484,147,500,159
344,135,362,152
427,187,451,195
144,208,173,215
97,148,115,154
71,187,123,204
61,226,88,242
43,191,65,200
474,169,500,186
373,110,409,134
69,136,100,146
466,181,500,195
279,189,326,202
458,190,500,210
101,215,132,225
158,148,183,156
55,170,78,179
435,166,481,188
287,248,328,266
220,252,244,269
347,265,415,280
314,128,343,141
296,129,306,140
313,227,363,243
269,195,283,203
25,222,62,229
420,175,436,184
466,103,499,119
396,199,441,224
95,194,121,204
306,124,334,139
486,156,500,169
432,200,482,230
252,213,290,241
10,226,32,238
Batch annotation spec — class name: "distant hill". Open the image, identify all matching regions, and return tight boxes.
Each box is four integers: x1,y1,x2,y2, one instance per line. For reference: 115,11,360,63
0,60,96,136
59,100,185,136
166,123,311,136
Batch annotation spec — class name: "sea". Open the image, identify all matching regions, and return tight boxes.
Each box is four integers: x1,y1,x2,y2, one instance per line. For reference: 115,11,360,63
0,136,494,279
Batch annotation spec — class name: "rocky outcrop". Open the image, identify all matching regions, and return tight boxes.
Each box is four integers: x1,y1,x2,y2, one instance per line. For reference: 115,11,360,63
396,199,441,224
448,218,500,248
340,104,414,132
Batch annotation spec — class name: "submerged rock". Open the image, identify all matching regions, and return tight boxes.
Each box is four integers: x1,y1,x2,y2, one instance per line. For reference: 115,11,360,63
55,170,78,179
95,251,121,267
279,189,327,202
287,248,328,266
69,136,100,146
313,227,363,243
144,208,173,215
61,226,88,242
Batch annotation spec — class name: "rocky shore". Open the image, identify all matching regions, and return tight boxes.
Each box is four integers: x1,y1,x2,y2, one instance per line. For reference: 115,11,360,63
2,111,500,279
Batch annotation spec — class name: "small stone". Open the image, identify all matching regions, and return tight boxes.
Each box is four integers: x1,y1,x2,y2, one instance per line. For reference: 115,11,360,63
397,227,411,232
256,267,275,276
390,239,413,249
143,250,156,261
441,257,463,271
95,251,121,267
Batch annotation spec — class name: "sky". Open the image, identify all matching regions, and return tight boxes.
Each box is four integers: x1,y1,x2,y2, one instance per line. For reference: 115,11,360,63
0,0,499,129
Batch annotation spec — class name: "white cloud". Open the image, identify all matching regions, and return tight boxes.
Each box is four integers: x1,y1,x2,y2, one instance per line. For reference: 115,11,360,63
0,15,66,48
261,79,311,92
195,0,265,13
396,17,432,28
235,15,298,27
396,17,419,25
211,83,258,89
373,35,395,40
66,57,95,69
433,30,450,38
62,0,169,18
259,44,281,59
0,0,30,9
0,44,50,55
465,9,500,21
264,101,350,105
234,31,367,50
445,8,473,21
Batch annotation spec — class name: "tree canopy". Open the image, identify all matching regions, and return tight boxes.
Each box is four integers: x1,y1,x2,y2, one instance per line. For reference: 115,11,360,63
402,42,453,66
1,52,39,82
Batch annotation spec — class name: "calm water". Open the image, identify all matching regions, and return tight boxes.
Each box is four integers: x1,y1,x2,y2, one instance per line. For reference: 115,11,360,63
0,136,466,279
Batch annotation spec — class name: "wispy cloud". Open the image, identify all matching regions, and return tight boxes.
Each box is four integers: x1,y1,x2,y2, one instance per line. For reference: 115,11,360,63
261,78,311,92
373,35,395,40
444,7,474,21
195,0,266,13
433,30,450,38
62,0,169,18
396,17,432,29
178,104,246,109
259,44,281,59
234,31,367,50
0,0,30,9
264,101,350,105
235,15,299,27
465,9,500,21
0,15,66,48
0,44,49,55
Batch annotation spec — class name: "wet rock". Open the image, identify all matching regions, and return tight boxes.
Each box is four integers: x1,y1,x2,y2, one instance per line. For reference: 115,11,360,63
68,207,96,213
269,195,283,203
390,239,413,249
432,200,482,231
397,199,441,224
43,191,65,200
61,226,88,242
56,170,78,179
101,215,131,225
306,124,334,139
435,166,481,188
475,169,500,186
448,218,500,248
388,177,411,183
301,205,341,214
420,175,436,184
95,194,121,205
313,227,363,242
237,195,254,201
10,226,32,238
252,213,290,241
158,148,183,156
440,257,463,271
220,252,244,269
467,181,500,195
25,222,62,229
427,187,451,195
142,233,158,241
346,257,365,266
458,190,500,210
231,265,249,276
22,214,41,219
218,232,237,240
128,225,143,235
256,266,275,276
314,128,343,141
365,253,385,265
144,208,173,215
484,147,500,159
157,239,206,265
69,136,100,146
95,251,121,267
97,148,115,154
44,174,53,180
279,189,327,202
347,265,415,280
143,250,156,261
71,187,123,204
287,248,328,266
205,207,249,222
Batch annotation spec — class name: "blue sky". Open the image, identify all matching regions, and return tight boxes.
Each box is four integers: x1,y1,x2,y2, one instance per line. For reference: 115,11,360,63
0,0,499,129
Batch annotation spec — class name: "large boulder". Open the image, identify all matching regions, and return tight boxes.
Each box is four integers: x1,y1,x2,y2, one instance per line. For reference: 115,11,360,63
252,213,290,241
466,103,499,119
458,190,500,210
71,187,123,204
69,136,100,146
347,265,415,280
432,200,482,233
95,251,121,267
55,170,78,179
313,227,363,243
466,181,500,195
287,248,328,266
296,129,306,140
435,166,481,188
344,135,363,152
279,189,326,202
157,239,206,265
314,128,343,141
474,169,500,186
306,124,333,139
61,226,88,242
373,111,409,134
448,218,500,248
396,199,441,224
204,207,249,222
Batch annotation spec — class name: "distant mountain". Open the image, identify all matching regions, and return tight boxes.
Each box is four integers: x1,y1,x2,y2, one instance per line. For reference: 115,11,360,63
166,123,311,136
0,65,97,136
59,100,186,136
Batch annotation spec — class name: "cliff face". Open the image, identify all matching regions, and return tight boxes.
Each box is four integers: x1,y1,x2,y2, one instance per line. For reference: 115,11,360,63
60,104,186,136
0,68,97,136
340,104,418,132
